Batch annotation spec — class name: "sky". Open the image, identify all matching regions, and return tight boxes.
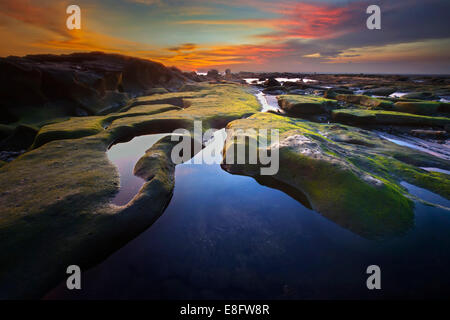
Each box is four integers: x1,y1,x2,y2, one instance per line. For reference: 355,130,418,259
0,0,449,73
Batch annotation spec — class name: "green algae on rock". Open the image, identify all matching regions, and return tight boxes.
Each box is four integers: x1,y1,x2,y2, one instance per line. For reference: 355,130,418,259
31,83,261,149
364,87,397,96
335,94,394,110
332,109,450,127
0,124,38,151
277,95,338,115
222,113,449,239
393,101,441,115
0,83,260,299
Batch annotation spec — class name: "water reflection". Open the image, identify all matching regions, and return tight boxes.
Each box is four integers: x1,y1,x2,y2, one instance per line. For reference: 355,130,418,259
401,181,450,208
47,125,450,299
376,131,450,160
255,92,280,113
107,133,170,205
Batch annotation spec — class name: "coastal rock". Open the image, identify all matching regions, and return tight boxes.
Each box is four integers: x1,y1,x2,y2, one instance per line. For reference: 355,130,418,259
0,52,188,125
288,89,306,95
402,92,437,100
264,77,281,87
206,69,220,80
324,88,353,99
222,112,449,239
332,109,450,127
262,86,285,94
0,124,37,151
393,101,441,115
335,94,394,110
364,87,397,96
0,83,261,298
277,95,338,115
410,129,447,139
439,102,450,114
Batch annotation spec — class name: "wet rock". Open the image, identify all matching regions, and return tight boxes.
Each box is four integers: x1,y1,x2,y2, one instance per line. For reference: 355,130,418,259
402,92,437,100
278,95,338,115
0,150,25,162
264,77,281,87
0,125,38,151
332,109,450,128
0,125,14,141
288,89,306,95
336,94,394,110
0,52,188,124
282,81,301,89
206,69,220,80
324,87,353,99
393,101,441,115
222,112,450,239
0,83,260,299
262,86,285,94
410,129,447,139
364,87,397,96
439,102,450,114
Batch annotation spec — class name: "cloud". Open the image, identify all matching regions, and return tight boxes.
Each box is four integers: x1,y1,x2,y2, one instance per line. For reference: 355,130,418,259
178,1,363,40
0,0,69,37
0,0,449,73
152,42,290,69
126,0,162,5
303,53,321,58
168,43,198,52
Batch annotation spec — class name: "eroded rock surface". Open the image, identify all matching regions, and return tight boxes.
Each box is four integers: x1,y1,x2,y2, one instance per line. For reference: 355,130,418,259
222,113,449,239
0,52,190,126
0,83,260,299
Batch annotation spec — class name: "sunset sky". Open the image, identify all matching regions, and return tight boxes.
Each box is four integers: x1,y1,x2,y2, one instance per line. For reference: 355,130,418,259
1,0,449,73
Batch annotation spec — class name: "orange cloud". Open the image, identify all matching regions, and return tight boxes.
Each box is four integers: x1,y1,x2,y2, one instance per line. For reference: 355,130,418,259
0,0,292,70
168,43,198,52
325,39,450,64
0,0,69,37
179,1,358,40
137,42,290,70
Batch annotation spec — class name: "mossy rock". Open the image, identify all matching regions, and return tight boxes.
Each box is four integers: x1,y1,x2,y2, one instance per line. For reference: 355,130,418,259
0,124,14,140
439,102,450,114
0,124,38,151
178,83,208,91
324,88,352,99
277,95,338,115
336,94,394,110
364,87,397,96
262,86,286,94
0,83,260,298
393,101,441,115
32,116,105,149
222,113,450,239
332,109,450,127
145,87,169,95
402,92,437,100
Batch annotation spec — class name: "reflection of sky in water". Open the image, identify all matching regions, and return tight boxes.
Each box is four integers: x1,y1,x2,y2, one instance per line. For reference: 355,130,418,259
401,182,450,208
377,132,450,160
389,92,409,98
243,78,303,85
421,167,450,175
255,92,280,113
47,130,450,299
107,134,169,206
